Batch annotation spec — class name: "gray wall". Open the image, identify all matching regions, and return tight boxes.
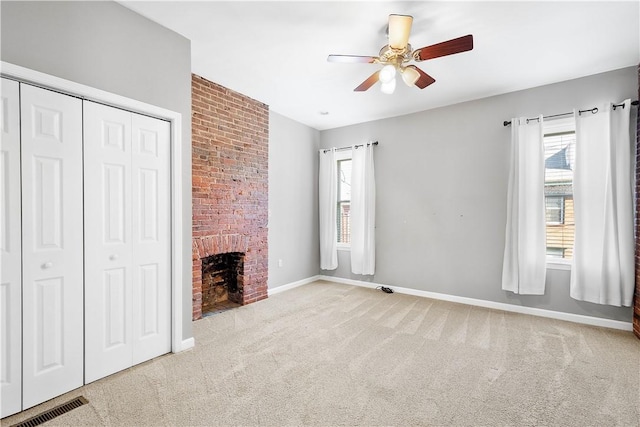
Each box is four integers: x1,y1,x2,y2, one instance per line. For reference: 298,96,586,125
268,111,320,288
1,1,194,339
320,66,637,322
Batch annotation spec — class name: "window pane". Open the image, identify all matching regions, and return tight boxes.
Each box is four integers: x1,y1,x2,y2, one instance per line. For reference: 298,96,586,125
337,159,352,244
337,202,350,243
544,128,575,259
338,159,351,201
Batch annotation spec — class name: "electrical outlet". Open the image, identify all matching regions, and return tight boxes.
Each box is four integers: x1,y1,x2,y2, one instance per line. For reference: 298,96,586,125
278,259,283,268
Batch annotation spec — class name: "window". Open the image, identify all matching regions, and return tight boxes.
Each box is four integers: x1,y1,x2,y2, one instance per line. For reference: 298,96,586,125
546,247,565,258
544,118,575,260
336,152,352,246
545,195,565,224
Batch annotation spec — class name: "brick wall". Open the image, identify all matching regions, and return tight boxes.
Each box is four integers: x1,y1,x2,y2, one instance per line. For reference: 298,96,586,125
635,64,640,338
191,74,269,320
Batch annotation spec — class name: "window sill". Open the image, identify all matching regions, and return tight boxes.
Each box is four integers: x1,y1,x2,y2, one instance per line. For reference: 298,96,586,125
337,245,350,251
547,259,571,271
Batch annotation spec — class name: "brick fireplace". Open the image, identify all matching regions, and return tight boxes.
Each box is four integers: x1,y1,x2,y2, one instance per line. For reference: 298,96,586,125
192,74,269,321
201,252,244,316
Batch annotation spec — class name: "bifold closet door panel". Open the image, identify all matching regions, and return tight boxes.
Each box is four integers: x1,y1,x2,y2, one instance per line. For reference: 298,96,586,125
20,84,83,409
0,78,22,418
84,101,134,383
84,103,171,381
131,113,171,364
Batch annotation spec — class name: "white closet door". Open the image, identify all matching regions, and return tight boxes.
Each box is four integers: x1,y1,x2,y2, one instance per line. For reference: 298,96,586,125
84,101,133,383
1,78,22,418
20,84,83,409
84,104,170,382
131,113,171,364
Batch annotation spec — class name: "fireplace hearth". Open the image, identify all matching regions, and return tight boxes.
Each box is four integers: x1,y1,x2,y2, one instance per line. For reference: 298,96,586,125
201,252,244,317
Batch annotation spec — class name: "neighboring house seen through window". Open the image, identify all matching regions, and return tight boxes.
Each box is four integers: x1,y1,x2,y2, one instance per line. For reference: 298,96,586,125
544,118,575,260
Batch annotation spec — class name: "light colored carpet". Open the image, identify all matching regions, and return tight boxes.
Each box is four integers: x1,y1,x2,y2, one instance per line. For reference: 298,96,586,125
3,280,639,426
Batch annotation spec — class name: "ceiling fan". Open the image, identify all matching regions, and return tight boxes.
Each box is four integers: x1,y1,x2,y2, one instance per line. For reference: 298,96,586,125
327,14,473,94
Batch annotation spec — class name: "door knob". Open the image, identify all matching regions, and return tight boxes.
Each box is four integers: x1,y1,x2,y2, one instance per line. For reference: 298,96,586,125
42,262,53,269
109,254,118,261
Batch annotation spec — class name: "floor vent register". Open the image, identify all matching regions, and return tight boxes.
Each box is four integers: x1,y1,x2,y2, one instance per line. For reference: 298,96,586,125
10,397,88,427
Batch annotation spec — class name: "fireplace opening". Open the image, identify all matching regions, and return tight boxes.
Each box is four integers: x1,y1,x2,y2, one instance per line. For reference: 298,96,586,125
201,252,244,317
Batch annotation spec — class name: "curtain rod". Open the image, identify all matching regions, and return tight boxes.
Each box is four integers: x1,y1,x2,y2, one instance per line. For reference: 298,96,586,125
322,141,378,153
502,100,638,127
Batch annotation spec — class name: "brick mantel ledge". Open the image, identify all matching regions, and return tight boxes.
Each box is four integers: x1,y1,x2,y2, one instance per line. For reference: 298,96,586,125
192,235,248,261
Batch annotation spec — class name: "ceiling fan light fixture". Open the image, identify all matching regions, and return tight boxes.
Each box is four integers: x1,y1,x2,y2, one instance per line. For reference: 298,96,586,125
379,64,396,84
380,78,396,94
401,66,420,86
388,14,413,49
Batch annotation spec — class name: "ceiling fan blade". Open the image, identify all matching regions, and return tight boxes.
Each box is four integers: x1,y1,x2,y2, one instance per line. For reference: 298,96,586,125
414,34,473,61
406,65,435,89
388,14,413,49
354,71,380,92
327,54,378,64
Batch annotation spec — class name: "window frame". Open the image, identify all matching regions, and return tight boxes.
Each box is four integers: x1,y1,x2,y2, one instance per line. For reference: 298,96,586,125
335,149,352,250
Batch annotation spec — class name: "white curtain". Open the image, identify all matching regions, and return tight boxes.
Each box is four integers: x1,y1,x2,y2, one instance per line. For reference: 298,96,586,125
502,116,547,295
570,100,634,306
319,148,338,270
350,143,376,275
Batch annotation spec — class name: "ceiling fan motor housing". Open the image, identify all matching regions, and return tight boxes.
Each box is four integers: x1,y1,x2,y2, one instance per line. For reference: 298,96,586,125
378,44,412,66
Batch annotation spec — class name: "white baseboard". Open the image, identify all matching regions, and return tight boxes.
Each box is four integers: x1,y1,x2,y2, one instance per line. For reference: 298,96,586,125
177,337,195,352
268,275,322,296
318,275,633,331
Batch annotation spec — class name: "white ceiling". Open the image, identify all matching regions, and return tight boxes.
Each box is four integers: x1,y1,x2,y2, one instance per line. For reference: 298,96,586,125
120,1,639,130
